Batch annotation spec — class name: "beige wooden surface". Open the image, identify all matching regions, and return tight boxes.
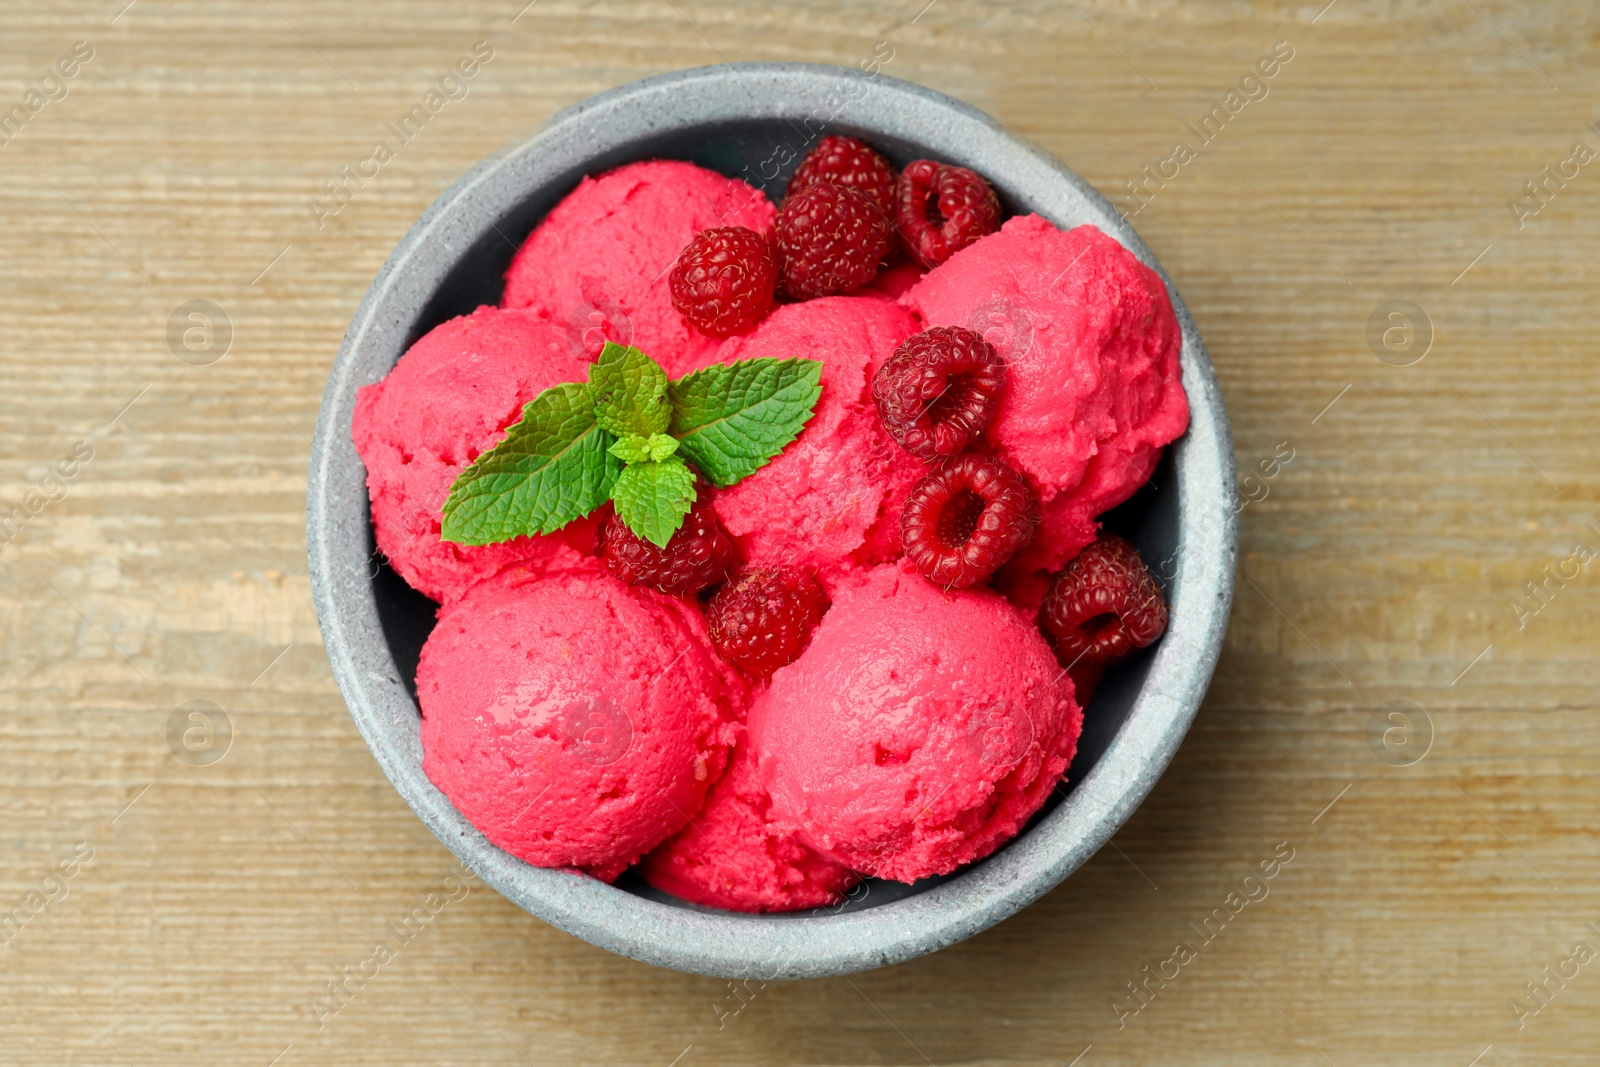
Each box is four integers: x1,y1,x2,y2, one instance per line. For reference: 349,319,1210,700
1,1,1597,1063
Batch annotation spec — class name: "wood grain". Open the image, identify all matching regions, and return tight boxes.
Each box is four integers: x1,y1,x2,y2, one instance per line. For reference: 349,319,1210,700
1,1,1597,1063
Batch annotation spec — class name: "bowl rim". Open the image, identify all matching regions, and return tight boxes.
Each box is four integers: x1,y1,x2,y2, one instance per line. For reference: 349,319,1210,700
307,61,1237,980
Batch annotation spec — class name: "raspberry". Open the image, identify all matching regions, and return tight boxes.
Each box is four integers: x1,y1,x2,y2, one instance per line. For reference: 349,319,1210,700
895,160,1001,268
901,454,1038,588
1039,534,1168,670
787,136,897,214
707,567,830,678
600,494,736,597
872,326,1006,460
669,226,777,338
774,182,893,299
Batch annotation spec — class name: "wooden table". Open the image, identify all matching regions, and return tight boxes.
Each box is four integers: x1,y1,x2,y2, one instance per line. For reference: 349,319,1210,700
2,2,1595,1063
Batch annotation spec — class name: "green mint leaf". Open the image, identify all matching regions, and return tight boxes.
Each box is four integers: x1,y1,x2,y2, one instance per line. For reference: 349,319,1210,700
440,382,620,545
608,434,653,464
667,357,824,487
611,455,698,548
645,433,679,461
607,432,680,465
589,341,671,438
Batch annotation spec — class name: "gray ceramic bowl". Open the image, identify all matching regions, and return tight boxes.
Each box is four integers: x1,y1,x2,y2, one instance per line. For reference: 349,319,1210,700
307,63,1236,979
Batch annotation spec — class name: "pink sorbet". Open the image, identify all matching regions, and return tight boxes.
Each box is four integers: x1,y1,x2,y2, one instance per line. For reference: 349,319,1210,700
901,215,1188,590
694,295,927,585
751,562,1082,883
418,552,744,882
501,160,777,377
640,740,861,913
352,305,598,605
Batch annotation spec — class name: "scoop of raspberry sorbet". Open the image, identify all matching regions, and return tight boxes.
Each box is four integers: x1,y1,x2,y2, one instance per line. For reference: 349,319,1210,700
502,160,776,377
418,552,745,882
750,561,1082,883
689,296,927,586
901,215,1189,591
351,305,599,605
641,740,861,913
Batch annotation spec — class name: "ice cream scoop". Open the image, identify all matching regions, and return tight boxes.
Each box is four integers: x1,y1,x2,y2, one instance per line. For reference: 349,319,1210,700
751,561,1081,883
641,740,860,913
697,295,927,586
902,215,1188,602
351,304,599,605
418,552,745,881
502,159,776,377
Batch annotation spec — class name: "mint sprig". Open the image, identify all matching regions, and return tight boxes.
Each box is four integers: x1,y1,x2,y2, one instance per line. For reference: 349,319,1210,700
440,343,822,550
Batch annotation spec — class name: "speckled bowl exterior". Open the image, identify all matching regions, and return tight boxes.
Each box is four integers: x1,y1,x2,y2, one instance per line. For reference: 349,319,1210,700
307,63,1236,979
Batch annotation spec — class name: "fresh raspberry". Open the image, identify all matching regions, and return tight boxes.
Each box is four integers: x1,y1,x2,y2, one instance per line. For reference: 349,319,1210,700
895,160,1002,268
600,494,736,597
774,182,893,299
1039,534,1168,670
873,326,1007,460
669,226,777,338
901,454,1038,588
787,136,897,214
706,567,830,678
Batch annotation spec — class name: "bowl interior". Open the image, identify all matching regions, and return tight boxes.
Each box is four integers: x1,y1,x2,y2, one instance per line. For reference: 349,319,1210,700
369,117,1181,916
